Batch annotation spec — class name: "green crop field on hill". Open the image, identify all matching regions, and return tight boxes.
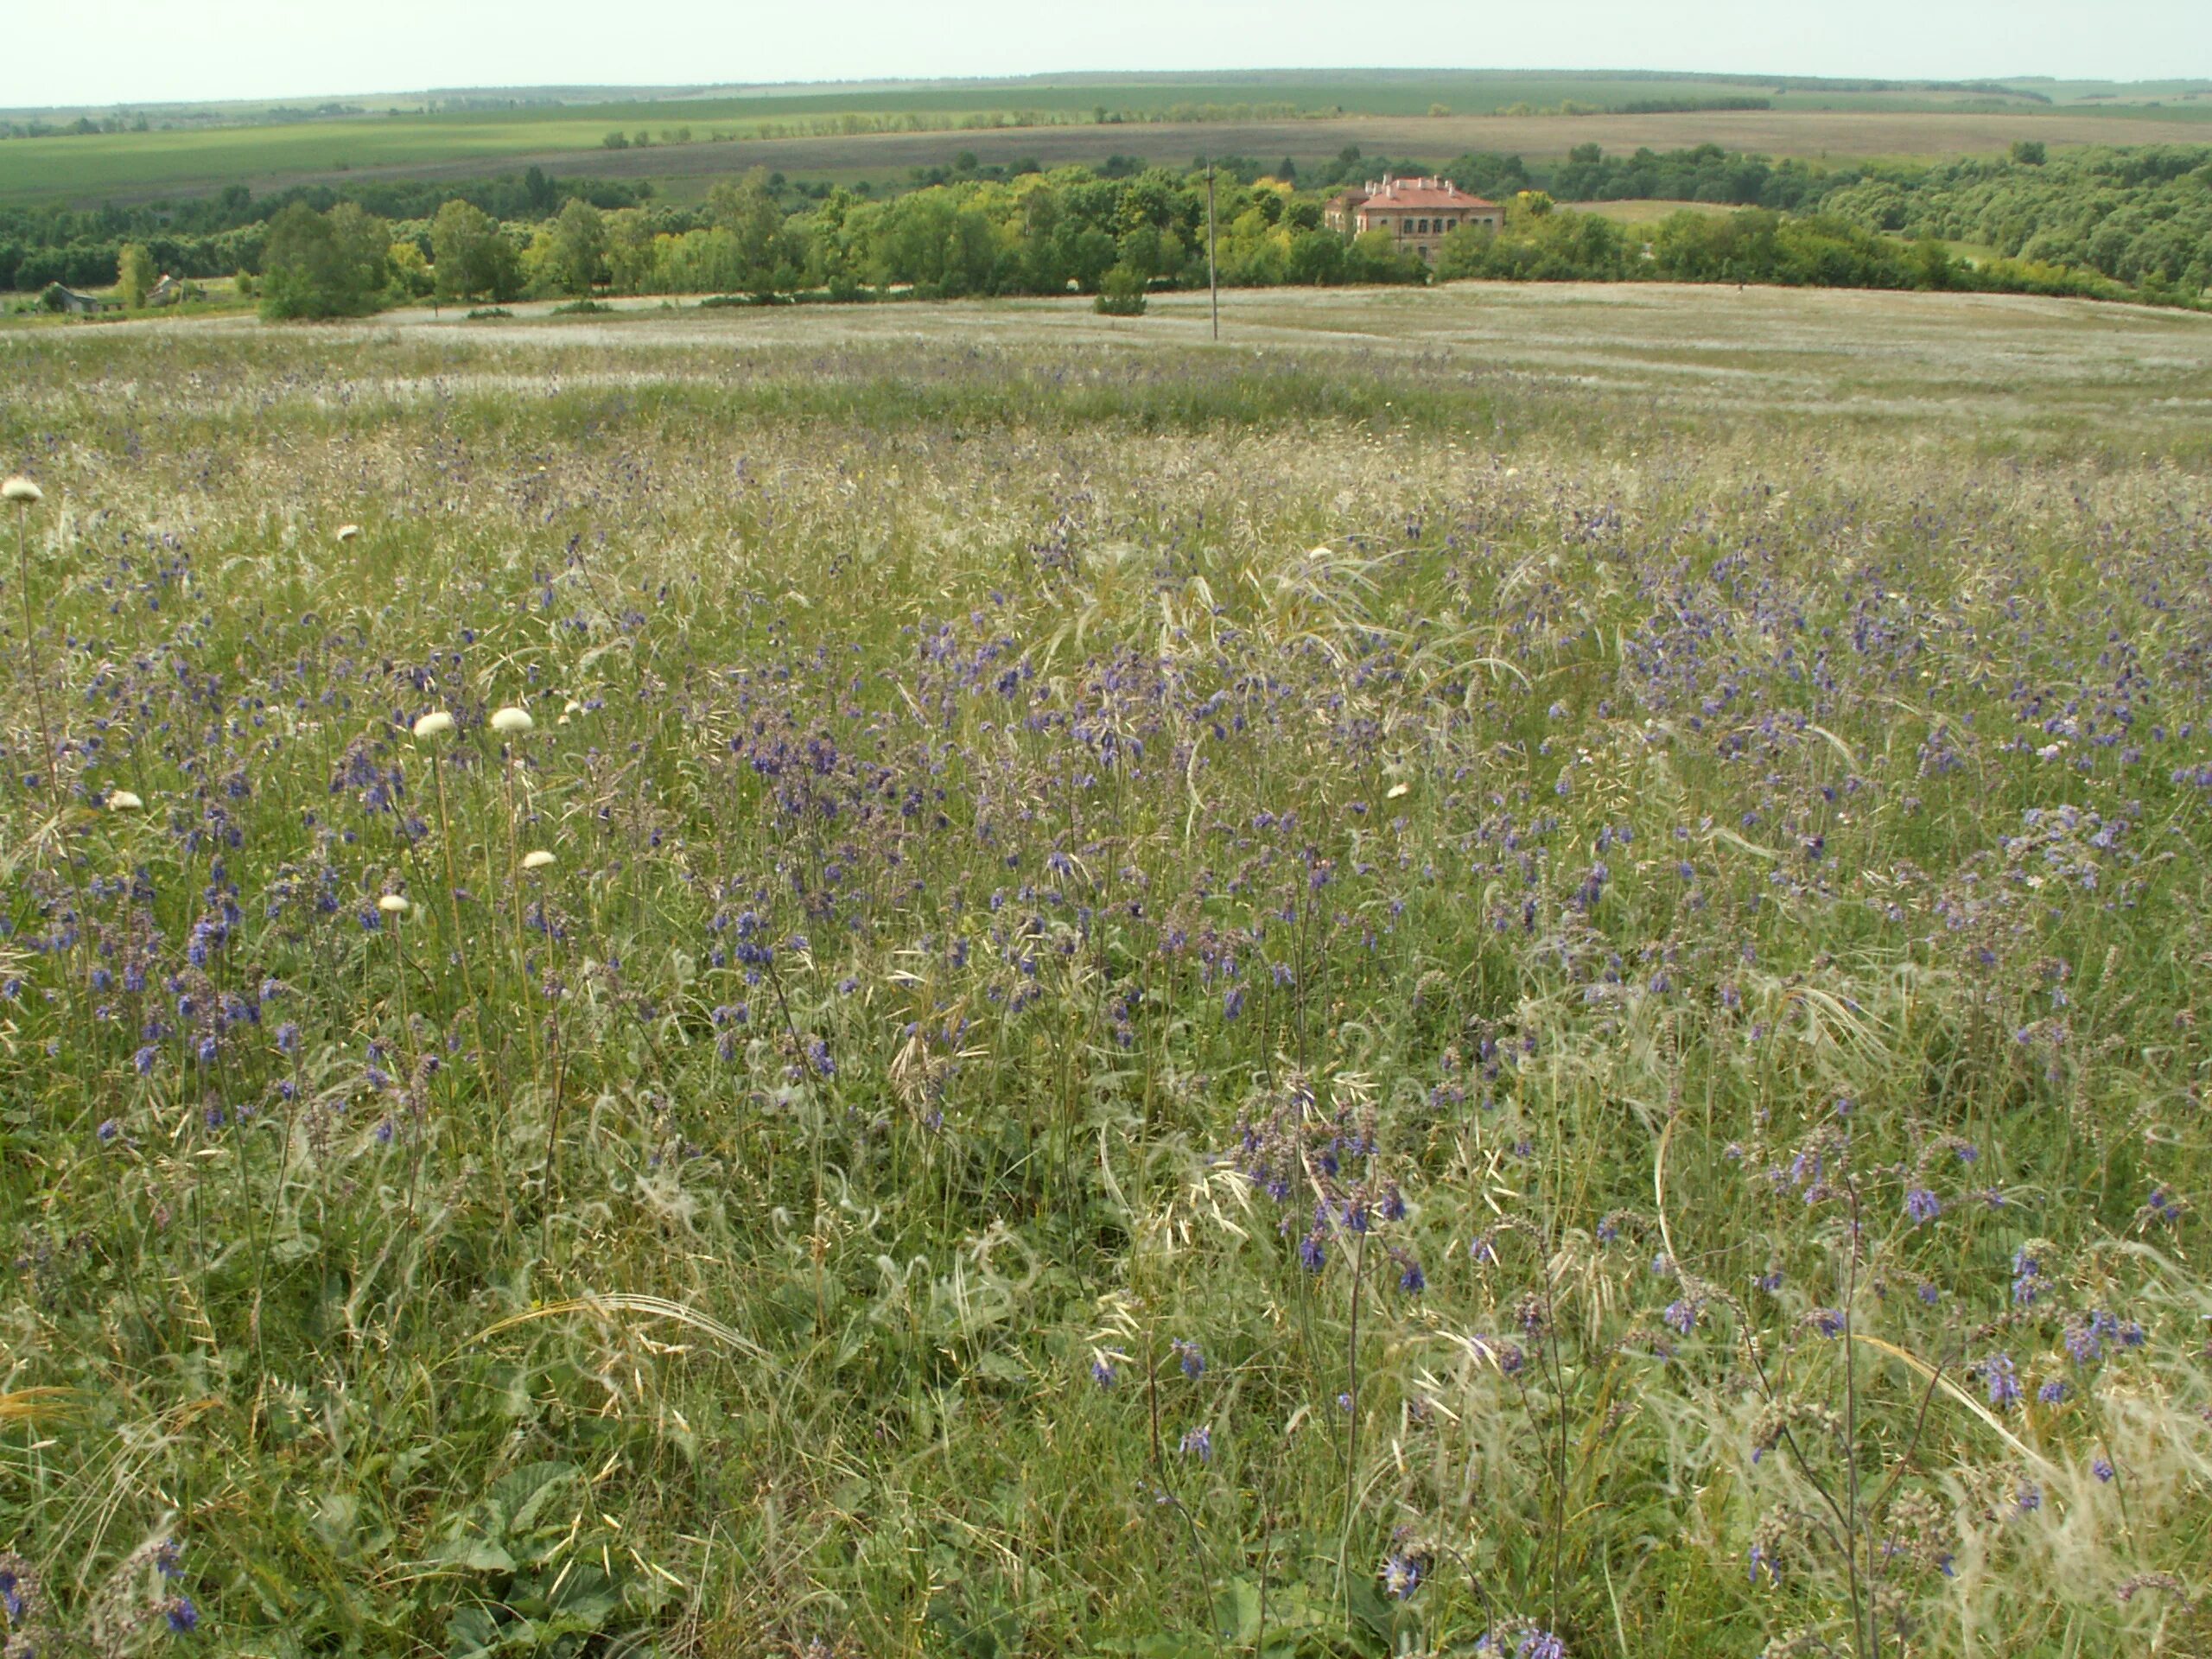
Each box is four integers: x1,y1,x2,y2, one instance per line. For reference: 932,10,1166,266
1,282,2209,1656
3,68,2209,207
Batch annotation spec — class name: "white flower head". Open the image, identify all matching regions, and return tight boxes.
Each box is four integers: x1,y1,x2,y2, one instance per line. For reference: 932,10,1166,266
521,849,556,871
336,523,361,543
377,894,410,915
106,789,144,810
410,710,455,741
490,706,534,734
2,476,42,505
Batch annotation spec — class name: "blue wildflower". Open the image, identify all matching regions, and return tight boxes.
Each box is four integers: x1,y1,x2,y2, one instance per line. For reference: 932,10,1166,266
1983,1352,2022,1410
1381,1552,1425,1599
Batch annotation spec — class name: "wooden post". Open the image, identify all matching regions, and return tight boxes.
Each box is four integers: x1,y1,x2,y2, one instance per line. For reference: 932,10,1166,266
1205,160,1219,340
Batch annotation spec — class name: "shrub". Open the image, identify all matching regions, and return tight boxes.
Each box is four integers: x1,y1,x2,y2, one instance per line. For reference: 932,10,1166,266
1094,264,1147,315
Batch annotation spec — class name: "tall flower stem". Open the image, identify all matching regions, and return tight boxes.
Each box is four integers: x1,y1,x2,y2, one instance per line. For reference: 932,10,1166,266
427,749,480,1028
13,499,58,810
391,908,427,1230
426,741,517,1226
507,754,545,1108
1338,1224,1366,1614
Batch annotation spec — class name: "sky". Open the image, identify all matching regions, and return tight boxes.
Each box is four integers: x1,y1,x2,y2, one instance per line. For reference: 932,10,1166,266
13,0,2212,110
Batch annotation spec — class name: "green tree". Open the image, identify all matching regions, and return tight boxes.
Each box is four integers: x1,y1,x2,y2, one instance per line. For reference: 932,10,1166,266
541,199,607,296
603,208,658,293
327,204,389,298
1345,228,1419,284
706,168,787,293
1286,228,1346,284
387,239,432,298
257,201,390,320
431,200,521,305
117,242,156,308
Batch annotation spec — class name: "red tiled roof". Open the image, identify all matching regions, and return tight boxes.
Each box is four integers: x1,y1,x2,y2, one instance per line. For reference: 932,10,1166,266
1357,176,1497,213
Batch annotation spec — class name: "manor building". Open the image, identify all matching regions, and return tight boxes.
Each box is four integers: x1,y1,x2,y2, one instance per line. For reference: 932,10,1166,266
1324,175,1503,264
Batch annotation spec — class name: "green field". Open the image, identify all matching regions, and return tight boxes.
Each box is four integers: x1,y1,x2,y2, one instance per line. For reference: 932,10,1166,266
1,284,2209,1657
5,68,2211,207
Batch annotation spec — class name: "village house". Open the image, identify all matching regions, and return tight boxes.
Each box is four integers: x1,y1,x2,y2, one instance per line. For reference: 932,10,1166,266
1324,175,1503,264
147,273,204,308
41,283,118,315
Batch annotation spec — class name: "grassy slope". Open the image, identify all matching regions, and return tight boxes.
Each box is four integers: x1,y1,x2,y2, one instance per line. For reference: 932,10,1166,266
0,286,2208,1657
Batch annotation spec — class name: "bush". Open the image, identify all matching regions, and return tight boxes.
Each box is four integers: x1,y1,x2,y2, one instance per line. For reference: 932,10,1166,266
1094,264,1147,315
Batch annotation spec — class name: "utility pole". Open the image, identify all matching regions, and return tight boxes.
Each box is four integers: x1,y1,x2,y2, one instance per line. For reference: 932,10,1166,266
1205,158,1218,340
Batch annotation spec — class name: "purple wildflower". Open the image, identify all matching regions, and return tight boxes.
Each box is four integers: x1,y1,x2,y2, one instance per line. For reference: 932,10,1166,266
1983,1353,2022,1410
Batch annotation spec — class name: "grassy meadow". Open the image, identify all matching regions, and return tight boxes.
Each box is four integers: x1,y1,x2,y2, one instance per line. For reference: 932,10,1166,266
1,283,2210,1658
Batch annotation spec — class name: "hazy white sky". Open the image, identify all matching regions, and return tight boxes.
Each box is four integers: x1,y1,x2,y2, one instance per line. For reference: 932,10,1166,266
14,0,2211,109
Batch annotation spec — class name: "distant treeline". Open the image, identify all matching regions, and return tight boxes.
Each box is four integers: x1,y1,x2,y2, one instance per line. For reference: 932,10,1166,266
1764,76,2053,101
10,142,2210,311
1433,199,2123,302
0,168,648,292
1428,141,2212,295
1608,97,1772,115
